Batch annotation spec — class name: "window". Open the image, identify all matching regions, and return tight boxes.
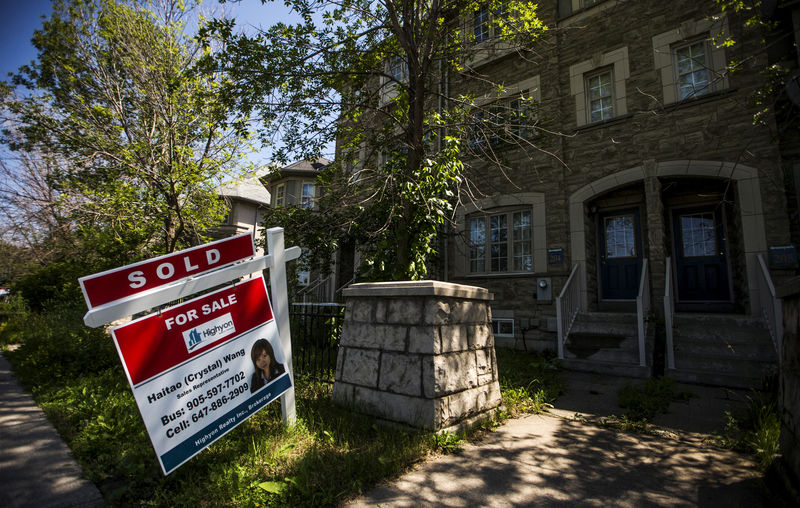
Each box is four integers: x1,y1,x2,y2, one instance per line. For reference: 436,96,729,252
300,183,315,209
680,213,716,257
387,55,408,83
468,209,532,273
652,18,728,105
569,47,629,127
559,0,605,18
474,6,490,43
586,70,614,123
274,183,285,207
492,318,514,337
675,40,710,100
469,90,536,150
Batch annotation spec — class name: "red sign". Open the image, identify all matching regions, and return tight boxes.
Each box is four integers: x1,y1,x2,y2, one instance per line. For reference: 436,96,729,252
79,233,255,309
113,277,272,386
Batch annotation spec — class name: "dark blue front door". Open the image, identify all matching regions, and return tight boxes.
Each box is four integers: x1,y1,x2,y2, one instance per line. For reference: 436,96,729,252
599,209,643,300
672,206,731,303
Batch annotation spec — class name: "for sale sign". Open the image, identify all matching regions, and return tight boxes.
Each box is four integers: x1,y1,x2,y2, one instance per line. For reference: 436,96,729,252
111,276,291,475
79,232,255,310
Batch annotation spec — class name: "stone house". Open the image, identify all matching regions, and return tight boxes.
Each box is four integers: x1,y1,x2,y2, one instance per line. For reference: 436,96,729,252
435,0,800,387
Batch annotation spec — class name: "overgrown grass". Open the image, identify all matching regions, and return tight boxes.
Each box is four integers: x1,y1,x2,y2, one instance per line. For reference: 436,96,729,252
0,301,561,506
717,390,781,471
495,348,564,417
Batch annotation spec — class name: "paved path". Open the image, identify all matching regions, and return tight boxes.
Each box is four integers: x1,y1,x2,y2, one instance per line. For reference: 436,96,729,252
349,372,768,507
0,352,103,508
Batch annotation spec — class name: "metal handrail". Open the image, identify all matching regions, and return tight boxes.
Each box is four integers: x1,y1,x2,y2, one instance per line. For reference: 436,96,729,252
664,257,676,370
757,254,783,365
556,263,581,359
635,259,650,367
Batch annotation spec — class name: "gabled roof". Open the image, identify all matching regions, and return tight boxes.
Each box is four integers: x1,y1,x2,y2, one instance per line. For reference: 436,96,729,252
216,174,271,206
262,157,331,182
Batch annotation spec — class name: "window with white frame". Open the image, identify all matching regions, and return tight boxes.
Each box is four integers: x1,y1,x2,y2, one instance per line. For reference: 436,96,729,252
387,55,408,83
474,6,491,43
586,69,614,123
297,269,310,286
569,47,629,127
491,317,515,337
468,209,532,273
674,39,711,100
274,183,285,207
558,0,605,18
300,182,315,209
652,18,728,105
469,83,538,150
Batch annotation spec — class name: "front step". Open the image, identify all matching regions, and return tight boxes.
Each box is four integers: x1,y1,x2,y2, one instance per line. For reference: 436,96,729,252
563,312,650,377
668,313,778,389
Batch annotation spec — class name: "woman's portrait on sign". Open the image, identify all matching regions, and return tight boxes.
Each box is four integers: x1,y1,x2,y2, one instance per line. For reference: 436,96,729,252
249,338,285,393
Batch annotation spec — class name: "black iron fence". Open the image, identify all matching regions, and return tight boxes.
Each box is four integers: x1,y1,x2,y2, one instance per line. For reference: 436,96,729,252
289,303,345,382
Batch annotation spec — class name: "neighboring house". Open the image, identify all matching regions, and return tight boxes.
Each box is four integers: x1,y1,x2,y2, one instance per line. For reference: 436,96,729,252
211,170,272,256
261,158,355,302
337,0,800,388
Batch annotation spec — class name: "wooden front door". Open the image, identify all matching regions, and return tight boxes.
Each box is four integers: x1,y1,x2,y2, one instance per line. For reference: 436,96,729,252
599,209,643,300
672,205,732,306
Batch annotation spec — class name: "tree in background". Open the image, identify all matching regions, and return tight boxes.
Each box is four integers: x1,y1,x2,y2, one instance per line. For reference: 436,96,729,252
204,0,549,280
2,0,251,260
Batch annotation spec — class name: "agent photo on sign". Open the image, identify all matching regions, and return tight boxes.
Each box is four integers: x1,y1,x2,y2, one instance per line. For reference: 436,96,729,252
249,338,285,393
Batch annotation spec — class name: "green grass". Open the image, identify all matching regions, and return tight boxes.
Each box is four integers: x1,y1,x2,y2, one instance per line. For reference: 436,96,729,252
717,391,781,471
0,301,562,507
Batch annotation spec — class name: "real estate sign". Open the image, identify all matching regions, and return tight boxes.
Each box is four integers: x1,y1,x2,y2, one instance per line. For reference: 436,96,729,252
79,232,255,310
111,276,292,475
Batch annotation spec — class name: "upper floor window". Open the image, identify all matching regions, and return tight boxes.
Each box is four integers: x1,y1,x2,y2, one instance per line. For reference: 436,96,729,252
652,17,729,105
474,6,491,43
275,183,285,207
675,40,710,100
387,55,408,83
558,0,605,18
468,78,539,151
569,47,629,127
587,69,614,123
468,209,532,273
300,183,315,209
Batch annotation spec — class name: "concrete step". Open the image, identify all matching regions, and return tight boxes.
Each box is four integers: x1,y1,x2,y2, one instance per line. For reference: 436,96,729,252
565,332,641,364
673,354,777,375
672,337,778,362
571,312,638,337
666,366,776,390
562,358,651,379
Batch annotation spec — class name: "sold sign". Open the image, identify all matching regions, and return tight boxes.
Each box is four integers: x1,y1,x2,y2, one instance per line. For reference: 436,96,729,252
79,233,255,309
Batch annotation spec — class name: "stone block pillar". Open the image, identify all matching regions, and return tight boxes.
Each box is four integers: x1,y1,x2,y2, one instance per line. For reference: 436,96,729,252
332,281,500,432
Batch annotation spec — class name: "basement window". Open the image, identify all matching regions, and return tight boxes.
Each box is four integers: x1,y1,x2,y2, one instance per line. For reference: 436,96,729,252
492,318,515,337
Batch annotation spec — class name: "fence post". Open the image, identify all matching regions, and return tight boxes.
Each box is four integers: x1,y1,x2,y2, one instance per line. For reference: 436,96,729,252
267,227,297,426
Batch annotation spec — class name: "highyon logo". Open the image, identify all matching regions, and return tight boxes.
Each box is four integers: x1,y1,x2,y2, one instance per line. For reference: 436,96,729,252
182,313,235,353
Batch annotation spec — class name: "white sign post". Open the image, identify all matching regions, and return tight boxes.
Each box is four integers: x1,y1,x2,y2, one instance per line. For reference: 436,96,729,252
79,228,299,474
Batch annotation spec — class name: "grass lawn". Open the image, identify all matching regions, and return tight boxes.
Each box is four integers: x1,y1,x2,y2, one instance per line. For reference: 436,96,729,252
1,301,562,507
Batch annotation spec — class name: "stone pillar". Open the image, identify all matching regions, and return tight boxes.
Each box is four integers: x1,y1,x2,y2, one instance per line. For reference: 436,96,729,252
644,159,666,316
332,281,501,433
775,279,800,504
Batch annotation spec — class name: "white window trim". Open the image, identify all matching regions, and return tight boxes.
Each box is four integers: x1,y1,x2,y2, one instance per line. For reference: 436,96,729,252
300,181,315,209
461,5,516,68
379,55,408,107
652,17,728,105
274,183,285,207
569,47,629,127
492,317,515,337
585,68,615,123
455,191,547,276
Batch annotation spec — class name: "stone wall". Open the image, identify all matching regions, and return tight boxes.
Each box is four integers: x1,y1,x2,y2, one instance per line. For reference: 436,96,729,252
332,281,501,432
775,278,800,503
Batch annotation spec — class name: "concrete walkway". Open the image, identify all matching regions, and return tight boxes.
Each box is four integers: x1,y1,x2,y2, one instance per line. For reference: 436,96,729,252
349,372,768,507
0,352,103,508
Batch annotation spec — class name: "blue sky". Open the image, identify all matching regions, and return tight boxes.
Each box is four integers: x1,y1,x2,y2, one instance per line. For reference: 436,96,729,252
0,0,312,164
1,0,304,78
